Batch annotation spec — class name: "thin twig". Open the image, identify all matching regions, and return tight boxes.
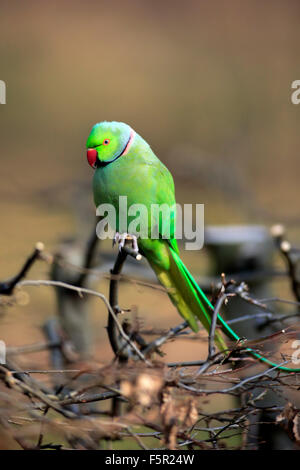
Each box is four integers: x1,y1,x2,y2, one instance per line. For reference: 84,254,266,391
17,279,150,365
0,243,45,295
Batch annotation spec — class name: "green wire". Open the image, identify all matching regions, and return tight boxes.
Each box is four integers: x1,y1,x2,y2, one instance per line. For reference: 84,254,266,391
201,284,300,373
172,248,300,373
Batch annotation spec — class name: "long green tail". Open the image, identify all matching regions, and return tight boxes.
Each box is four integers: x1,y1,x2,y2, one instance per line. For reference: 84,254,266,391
148,243,227,351
151,243,300,373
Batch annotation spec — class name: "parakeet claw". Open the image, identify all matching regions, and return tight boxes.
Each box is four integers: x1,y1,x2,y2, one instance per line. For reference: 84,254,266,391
113,232,140,258
112,232,120,247
113,232,128,251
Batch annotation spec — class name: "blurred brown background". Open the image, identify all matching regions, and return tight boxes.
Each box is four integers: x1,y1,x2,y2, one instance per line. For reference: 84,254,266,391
0,0,299,378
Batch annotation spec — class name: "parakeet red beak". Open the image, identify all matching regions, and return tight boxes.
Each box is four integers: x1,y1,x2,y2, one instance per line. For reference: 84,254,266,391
87,148,98,169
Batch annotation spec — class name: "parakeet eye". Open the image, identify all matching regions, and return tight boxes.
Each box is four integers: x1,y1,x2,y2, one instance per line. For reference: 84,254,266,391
103,139,110,145
87,148,98,169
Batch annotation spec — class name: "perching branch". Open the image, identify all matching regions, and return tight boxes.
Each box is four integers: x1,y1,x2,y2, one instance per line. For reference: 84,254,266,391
107,239,143,362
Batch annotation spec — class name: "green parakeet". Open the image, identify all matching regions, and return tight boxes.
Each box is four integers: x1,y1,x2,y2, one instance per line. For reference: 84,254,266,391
86,121,300,371
86,121,228,350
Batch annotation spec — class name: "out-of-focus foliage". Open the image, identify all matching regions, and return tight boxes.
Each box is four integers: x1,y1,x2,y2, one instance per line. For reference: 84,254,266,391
1,0,300,228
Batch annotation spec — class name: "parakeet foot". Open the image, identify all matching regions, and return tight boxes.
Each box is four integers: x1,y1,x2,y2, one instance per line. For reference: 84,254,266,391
113,232,140,258
113,232,129,251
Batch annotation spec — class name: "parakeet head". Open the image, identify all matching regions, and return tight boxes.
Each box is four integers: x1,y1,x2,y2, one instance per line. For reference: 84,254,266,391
86,121,134,169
